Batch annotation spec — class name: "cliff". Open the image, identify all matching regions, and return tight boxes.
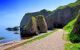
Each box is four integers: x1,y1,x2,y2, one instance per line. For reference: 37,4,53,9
20,0,80,38
36,15,47,33
20,9,52,28
47,1,80,29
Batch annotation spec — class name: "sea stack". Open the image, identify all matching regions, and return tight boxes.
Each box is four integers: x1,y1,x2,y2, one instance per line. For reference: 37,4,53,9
36,15,48,33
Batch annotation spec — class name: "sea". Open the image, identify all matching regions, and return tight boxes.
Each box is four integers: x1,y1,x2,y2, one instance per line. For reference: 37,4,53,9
0,26,21,44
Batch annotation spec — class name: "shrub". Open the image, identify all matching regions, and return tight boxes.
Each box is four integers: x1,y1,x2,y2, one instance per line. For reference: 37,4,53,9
69,33,80,43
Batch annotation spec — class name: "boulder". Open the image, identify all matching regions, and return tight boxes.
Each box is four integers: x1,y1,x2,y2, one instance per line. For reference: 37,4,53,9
36,15,47,33
20,9,52,38
20,16,38,38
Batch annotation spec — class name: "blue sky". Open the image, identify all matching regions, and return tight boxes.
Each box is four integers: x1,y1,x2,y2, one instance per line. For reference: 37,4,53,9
0,0,76,27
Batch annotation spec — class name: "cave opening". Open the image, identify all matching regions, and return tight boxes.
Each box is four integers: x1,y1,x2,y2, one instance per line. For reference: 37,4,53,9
53,23,64,28
37,26,40,33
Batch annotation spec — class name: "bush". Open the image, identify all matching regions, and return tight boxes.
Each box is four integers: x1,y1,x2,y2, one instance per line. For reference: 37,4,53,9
69,33,80,43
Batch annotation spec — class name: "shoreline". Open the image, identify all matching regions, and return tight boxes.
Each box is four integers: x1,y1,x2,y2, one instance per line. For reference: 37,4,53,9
0,40,21,47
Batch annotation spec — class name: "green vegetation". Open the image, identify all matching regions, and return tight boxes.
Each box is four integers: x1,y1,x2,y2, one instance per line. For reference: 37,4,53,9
63,18,76,41
57,6,66,9
69,33,80,43
57,0,80,10
69,12,80,43
64,19,80,50
65,43,80,50
67,1,80,7
64,15,80,50
64,18,76,33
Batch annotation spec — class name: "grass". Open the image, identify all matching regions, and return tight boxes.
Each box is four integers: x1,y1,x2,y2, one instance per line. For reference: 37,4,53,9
64,18,77,33
65,43,80,50
63,18,76,40
57,0,80,10
64,18,80,50
67,1,80,8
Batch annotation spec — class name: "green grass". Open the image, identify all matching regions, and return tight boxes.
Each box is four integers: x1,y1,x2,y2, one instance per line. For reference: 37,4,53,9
57,0,80,10
67,1,80,8
64,18,77,33
64,18,80,50
65,43,80,50
57,6,66,9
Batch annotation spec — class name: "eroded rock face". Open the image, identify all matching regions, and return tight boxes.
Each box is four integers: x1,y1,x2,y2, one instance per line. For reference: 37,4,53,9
46,5,80,29
20,9,51,38
20,16,38,38
20,15,48,38
36,15,47,33
20,1,80,38
20,9,52,29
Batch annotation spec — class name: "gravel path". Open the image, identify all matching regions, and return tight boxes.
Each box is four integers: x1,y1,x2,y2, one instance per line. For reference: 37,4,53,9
12,29,66,50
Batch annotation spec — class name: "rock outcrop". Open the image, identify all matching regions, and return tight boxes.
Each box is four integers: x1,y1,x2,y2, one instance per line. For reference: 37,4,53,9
20,9,52,28
20,16,38,38
20,0,80,38
46,4,80,29
20,15,48,38
36,15,47,33
20,9,51,38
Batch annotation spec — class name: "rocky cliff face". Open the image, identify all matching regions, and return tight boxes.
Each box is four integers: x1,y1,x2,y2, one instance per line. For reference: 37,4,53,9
47,6,73,29
46,4,80,29
20,9,52,28
36,15,47,33
20,1,80,38
20,17,38,38
20,9,51,38
20,15,48,38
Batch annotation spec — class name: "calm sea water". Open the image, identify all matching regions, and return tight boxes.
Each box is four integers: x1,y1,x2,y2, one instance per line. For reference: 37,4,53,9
0,26,21,44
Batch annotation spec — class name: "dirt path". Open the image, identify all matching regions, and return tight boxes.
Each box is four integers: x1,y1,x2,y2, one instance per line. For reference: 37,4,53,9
10,29,66,50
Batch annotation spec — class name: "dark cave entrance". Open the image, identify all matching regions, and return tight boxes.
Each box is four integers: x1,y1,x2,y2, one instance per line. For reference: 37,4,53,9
37,26,40,33
54,23,64,28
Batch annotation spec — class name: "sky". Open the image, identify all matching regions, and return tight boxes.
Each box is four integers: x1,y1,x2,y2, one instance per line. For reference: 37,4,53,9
0,0,76,27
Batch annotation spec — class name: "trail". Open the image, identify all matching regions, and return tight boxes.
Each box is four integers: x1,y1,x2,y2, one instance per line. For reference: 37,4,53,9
11,29,66,50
